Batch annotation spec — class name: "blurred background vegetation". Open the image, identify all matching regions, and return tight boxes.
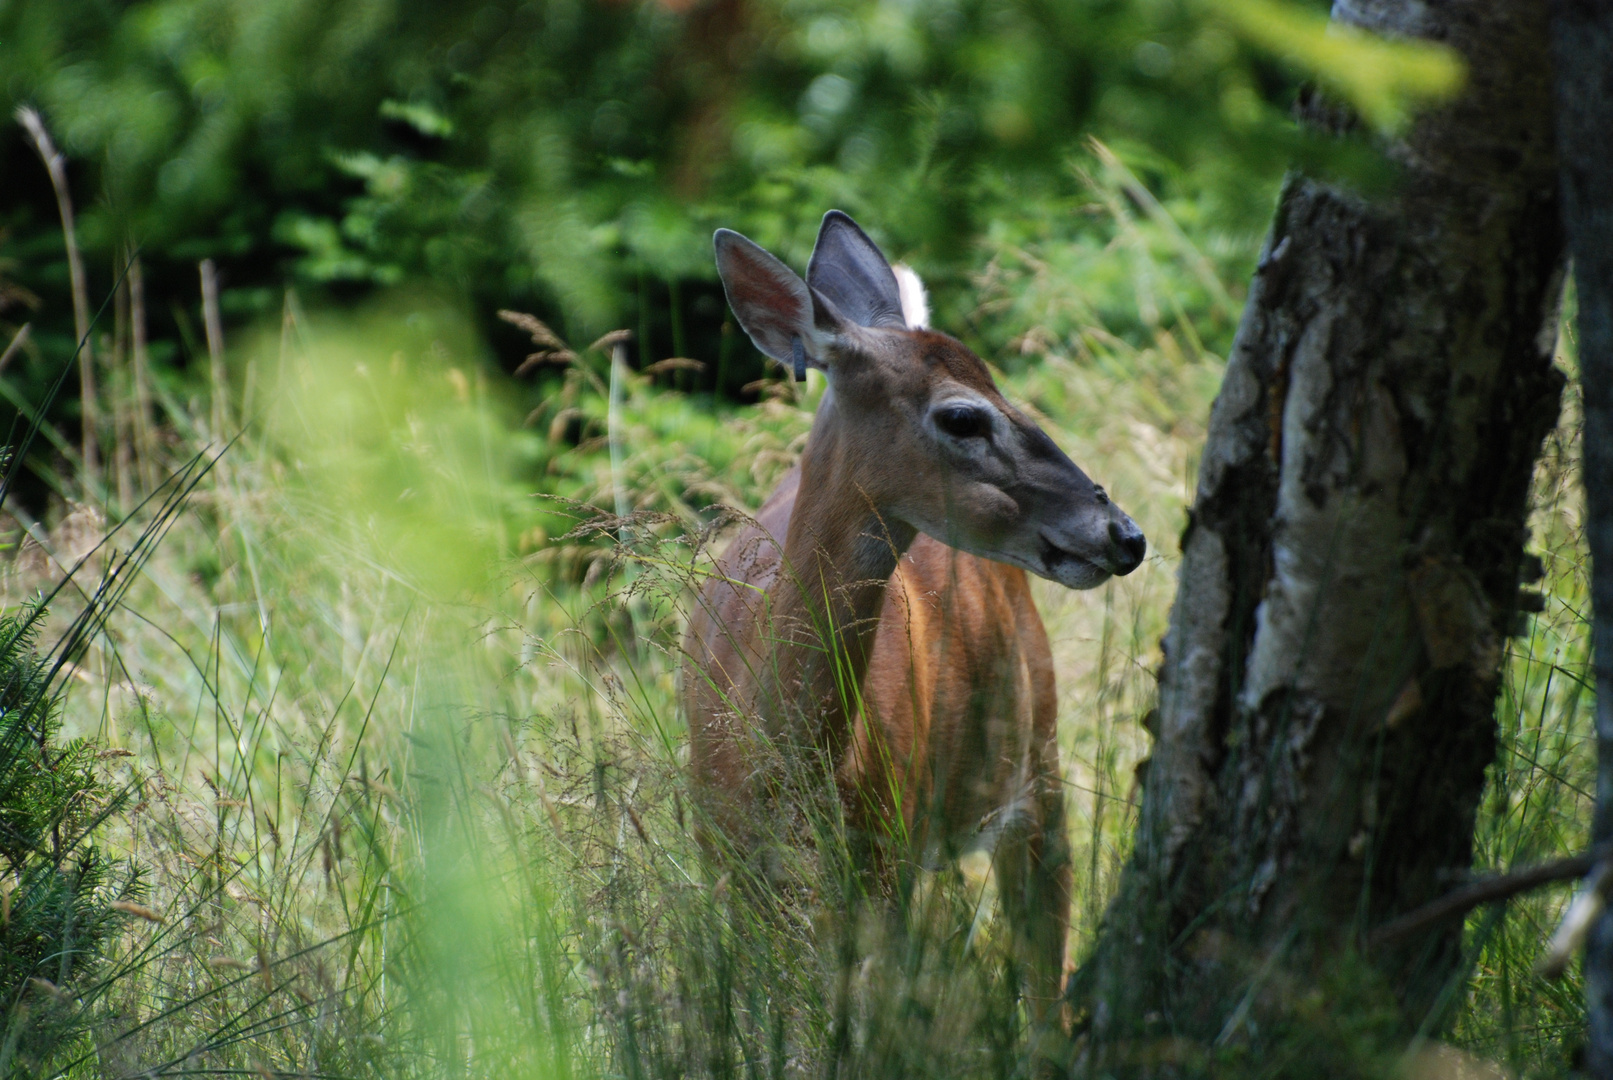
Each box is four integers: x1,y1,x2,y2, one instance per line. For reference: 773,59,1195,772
0,0,1587,1077
0,0,1454,431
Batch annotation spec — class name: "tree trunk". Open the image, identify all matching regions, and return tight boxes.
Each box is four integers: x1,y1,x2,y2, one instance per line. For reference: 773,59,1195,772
1073,0,1565,1063
1547,1,1613,1073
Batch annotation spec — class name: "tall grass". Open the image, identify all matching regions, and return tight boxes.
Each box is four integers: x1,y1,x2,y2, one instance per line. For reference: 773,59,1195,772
0,168,1591,1078
1448,300,1594,1075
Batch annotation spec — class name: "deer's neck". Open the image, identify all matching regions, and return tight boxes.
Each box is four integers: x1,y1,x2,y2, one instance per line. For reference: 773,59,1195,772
763,398,915,755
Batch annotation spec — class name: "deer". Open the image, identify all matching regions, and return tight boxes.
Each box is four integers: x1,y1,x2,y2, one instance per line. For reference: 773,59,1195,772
683,211,1146,1019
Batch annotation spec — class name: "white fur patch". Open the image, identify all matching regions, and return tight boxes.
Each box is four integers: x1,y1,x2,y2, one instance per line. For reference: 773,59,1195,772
892,263,930,329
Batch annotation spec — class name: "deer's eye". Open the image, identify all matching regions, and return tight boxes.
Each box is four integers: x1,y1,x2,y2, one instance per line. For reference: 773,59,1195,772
935,405,987,439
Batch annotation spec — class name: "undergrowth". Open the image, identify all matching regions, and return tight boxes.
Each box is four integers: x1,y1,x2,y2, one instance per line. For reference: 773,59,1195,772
0,168,1590,1079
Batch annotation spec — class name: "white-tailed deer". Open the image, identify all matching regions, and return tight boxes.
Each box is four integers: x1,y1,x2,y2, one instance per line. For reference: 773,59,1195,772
684,211,1145,1016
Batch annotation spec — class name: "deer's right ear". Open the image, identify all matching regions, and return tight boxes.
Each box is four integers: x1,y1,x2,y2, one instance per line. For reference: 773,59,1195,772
715,229,843,370
807,210,906,330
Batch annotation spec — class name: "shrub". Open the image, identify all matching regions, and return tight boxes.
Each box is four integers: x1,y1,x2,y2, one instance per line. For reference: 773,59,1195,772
0,600,143,1076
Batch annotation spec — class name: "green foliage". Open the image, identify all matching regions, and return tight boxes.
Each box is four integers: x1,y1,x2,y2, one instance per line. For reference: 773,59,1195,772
0,1,1577,1075
0,275,1576,1079
0,0,1453,423
1209,0,1462,132
0,603,141,1077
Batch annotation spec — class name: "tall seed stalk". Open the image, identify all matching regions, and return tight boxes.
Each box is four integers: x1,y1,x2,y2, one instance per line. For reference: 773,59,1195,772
201,258,229,440
129,255,157,492
17,106,99,489
608,336,646,656
112,247,134,510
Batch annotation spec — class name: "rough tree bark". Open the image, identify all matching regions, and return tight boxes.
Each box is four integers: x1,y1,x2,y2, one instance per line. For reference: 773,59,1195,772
1547,2,1613,1074
1072,0,1566,1063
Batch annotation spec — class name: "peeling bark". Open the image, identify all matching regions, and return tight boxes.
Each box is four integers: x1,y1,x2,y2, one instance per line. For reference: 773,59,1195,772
1075,0,1566,1058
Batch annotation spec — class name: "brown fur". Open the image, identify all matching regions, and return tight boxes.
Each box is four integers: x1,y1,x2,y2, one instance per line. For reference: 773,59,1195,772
684,453,1071,1015
692,222,1137,1028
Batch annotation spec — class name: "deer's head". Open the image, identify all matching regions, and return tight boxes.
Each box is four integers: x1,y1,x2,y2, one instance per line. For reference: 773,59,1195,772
715,210,1145,590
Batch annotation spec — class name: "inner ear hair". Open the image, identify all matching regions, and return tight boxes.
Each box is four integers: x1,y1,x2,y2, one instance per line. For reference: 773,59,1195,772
714,227,816,364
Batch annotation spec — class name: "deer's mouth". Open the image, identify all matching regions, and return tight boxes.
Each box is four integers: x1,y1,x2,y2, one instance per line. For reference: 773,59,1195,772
1038,533,1112,590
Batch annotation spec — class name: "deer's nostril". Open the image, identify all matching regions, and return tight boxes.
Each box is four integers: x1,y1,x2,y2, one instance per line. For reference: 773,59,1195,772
1107,519,1147,575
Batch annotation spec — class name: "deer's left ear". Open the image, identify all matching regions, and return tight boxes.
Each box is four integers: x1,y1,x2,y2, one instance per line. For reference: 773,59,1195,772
807,211,907,330
715,229,849,375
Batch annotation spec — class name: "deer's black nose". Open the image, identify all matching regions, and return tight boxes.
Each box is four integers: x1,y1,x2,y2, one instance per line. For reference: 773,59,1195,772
1108,519,1147,576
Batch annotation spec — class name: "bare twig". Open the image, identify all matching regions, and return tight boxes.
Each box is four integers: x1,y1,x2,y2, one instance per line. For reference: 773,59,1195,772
17,106,98,485
1366,845,1610,950
1539,858,1613,979
200,258,229,438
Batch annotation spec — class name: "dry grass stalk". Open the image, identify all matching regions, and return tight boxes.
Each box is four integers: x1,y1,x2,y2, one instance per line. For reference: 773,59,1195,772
497,308,568,350
278,287,297,389
113,248,134,509
110,899,163,923
588,329,633,353
0,323,30,374
17,105,99,487
515,349,578,376
201,258,229,439
129,256,157,491
644,356,705,376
